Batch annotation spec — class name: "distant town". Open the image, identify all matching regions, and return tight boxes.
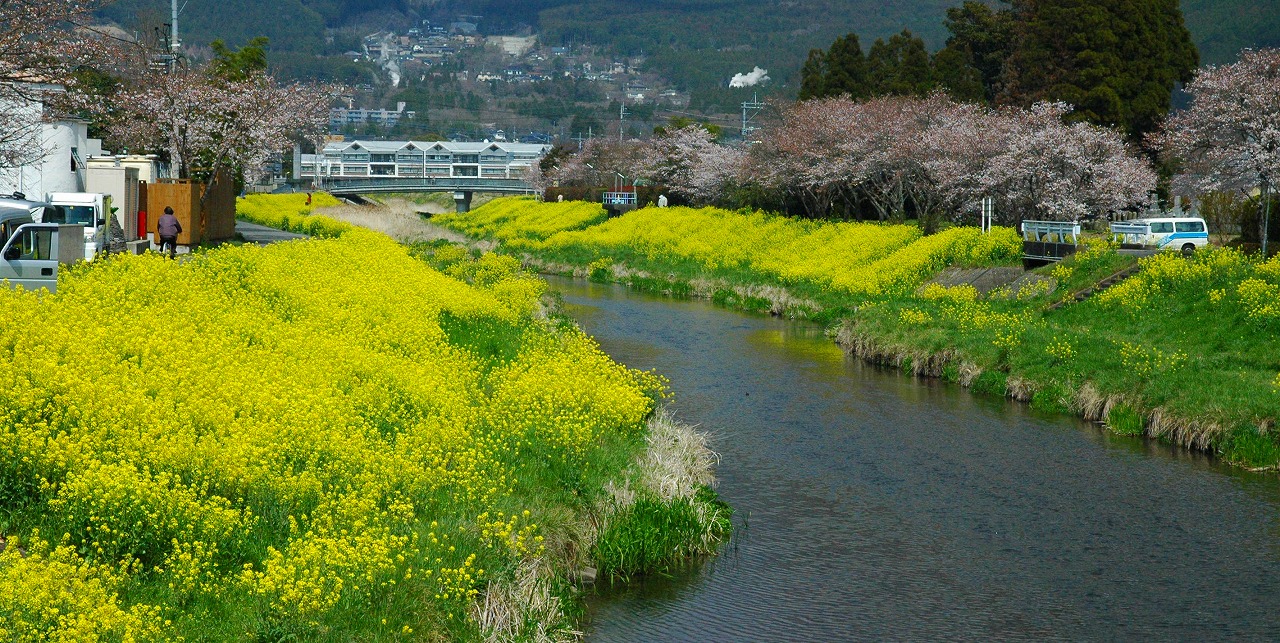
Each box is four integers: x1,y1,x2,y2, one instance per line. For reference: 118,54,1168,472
333,18,697,143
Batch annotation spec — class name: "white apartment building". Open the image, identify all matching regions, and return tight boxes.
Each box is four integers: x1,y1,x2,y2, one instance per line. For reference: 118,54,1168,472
294,139,551,182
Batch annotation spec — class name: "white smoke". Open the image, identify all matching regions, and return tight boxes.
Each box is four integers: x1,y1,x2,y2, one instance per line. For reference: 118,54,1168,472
729,67,770,88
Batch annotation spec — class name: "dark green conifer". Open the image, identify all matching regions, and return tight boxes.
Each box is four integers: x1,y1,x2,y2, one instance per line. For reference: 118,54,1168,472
866,30,934,96
823,33,871,99
1002,0,1198,139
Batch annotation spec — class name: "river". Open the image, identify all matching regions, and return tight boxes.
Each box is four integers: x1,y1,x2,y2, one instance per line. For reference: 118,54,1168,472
545,277,1280,641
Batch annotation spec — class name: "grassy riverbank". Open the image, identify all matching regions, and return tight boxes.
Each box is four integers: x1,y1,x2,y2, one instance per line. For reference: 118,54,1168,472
0,204,729,641
434,197,1280,470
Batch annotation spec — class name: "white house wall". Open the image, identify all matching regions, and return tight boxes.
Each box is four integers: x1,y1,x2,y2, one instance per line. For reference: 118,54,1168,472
0,118,101,198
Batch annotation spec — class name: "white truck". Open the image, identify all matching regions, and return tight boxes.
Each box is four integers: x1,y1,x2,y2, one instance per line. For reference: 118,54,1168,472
41,192,111,261
0,203,83,293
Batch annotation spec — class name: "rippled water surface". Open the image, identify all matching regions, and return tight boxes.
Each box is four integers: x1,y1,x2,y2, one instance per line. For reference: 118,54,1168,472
547,278,1280,642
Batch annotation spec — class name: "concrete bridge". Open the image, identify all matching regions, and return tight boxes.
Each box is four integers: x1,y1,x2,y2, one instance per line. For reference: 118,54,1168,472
322,177,538,212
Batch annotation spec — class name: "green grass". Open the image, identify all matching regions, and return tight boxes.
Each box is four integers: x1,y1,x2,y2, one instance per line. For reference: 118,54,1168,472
593,487,732,583
434,198,1280,469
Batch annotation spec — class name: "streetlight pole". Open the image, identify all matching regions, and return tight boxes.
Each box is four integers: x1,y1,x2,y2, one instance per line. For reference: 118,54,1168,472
1264,181,1272,258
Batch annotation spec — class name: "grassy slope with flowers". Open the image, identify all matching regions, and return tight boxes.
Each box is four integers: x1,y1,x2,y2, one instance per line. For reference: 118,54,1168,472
436,197,1280,469
0,199,729,641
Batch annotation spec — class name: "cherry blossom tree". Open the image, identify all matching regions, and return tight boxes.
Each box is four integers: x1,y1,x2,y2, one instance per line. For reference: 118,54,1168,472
754,97,875,217
545,138,648,189
749,94,1153,225
1158,48,1280,234
980,102,1155,223
0,0,110,170
903,96,999,231
638,125,745,205
104,66,339,193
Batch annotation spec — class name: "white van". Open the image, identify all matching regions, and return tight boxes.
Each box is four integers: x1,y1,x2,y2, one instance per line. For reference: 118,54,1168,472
41,192,111,261
1110,217,1210,253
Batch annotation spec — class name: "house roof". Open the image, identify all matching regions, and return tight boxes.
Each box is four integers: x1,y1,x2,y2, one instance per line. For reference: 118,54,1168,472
323,140,551,155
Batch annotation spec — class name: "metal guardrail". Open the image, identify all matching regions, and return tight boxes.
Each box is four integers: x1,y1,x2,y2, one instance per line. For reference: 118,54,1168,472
603,191,637,205
1020,220,1081,244
1021,220,1082,264
321,177,538,194
1109,221,1151,246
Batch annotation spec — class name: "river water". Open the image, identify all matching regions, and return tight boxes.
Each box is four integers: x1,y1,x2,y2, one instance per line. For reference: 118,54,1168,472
547,277,1280,642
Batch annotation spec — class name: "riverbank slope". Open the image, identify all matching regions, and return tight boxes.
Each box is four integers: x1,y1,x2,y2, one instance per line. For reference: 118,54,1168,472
0,198,728,641
430,197,1280,470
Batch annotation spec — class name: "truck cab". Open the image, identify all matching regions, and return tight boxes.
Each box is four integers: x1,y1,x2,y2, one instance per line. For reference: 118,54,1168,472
0,222,83,293
42,192,110,261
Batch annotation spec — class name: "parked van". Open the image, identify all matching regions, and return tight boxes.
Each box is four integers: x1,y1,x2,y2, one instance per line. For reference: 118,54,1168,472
1109,217,1210,253
0,196,53,246
0,222,85,293
41,192,111,261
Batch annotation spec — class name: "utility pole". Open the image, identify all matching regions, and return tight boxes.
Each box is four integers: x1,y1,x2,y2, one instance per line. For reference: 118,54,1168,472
170,0,182,53
1264,181,1272,258
618,102,624,142
741,92,764,139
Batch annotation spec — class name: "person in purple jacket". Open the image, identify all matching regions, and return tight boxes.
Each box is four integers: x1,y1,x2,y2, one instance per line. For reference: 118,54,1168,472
157,206,182,259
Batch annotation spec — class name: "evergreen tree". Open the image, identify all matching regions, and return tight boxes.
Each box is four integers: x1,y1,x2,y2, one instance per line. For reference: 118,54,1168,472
798,49,827,100
938,1,1015,103
866,30,934,96
210,37,270,83
932,46,985,103
1002,0,1198,140
824,33,870,99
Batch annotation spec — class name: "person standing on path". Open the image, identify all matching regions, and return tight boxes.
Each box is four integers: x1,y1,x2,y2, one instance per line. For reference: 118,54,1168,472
157,206,181,259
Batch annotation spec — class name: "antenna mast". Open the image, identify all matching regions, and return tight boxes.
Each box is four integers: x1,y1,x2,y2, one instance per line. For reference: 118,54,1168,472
171,0,181,53
741,92,764,139
619,101,629,142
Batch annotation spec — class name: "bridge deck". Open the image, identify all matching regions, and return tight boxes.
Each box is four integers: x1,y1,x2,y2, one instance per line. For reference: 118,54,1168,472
323,177,538,195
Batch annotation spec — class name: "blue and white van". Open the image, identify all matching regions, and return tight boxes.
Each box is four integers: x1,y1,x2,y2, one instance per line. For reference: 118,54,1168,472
1109,217,1210,253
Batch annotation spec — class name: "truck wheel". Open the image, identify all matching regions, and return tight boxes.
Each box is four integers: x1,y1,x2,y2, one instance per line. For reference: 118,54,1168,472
1181,243,1196,256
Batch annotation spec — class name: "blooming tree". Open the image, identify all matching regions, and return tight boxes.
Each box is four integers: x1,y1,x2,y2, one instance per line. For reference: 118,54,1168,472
105,67,339,191
1158,49,1280,196
545,138,648,189
980,102,1155,222
639,125,745,205
0,0,108,170
754,97,877,217
750,94,1152,224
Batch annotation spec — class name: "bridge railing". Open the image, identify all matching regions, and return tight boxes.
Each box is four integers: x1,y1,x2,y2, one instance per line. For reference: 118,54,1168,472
323,177,538,194
603,191,637,206
1020,220,1081,244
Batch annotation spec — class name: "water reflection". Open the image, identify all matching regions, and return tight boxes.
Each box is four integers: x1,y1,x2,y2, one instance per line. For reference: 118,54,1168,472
544,277,1280,641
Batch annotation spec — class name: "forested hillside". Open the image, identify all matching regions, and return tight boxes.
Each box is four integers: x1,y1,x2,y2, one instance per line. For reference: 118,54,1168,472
97,0,1280,91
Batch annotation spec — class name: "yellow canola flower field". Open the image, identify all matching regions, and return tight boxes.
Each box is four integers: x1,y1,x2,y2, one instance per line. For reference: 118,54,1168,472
435,199,608,249
1097,248,1280,328
236,192,350,237
442,198,1022,297
0,226,661,640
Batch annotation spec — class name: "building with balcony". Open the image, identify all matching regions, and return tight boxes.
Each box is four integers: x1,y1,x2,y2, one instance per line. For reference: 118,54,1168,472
293,139,552,183
329,102,417,130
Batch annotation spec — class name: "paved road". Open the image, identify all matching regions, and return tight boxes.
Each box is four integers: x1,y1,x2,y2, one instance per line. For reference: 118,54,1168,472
236,221,306,246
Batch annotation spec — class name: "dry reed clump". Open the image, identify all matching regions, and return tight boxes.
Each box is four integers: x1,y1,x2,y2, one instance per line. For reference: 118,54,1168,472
632,408,719,502
1147,408,1225,451
470,557,580,643
1072,383,1126,423
314,198,475,245
957,362,983,388
1005,375,1036,402
473,408,722,641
